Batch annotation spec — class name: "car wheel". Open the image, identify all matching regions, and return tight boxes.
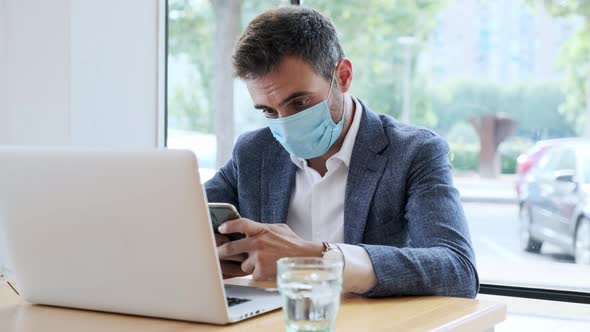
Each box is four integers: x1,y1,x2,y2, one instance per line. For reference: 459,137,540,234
519,204,543,253
574,218,590,265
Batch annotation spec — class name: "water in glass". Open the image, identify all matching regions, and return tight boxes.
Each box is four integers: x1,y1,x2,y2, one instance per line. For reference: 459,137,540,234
278,258,342,332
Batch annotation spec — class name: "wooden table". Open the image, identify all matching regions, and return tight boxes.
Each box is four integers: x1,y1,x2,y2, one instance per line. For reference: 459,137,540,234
0,278,506,331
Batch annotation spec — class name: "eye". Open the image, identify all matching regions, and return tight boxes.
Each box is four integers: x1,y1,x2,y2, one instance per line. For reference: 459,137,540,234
293,98,310,109
261,108,278,118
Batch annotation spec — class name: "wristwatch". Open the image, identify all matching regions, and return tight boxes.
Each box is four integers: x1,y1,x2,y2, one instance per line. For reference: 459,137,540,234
321,242,345,269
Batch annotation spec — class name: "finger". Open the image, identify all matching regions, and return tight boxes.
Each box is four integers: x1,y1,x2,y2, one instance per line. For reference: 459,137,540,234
252,266,273,281
217,237,251,259
219,218,264,237
241,256,256,275
222,253,248,262
220,261,248,278
249,253,276,282
214,233,230,247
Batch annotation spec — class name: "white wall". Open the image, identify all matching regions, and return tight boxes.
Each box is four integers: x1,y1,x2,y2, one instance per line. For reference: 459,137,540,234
0,0,165,273
0,0,7,144
69,1,161,147
0,0,163,147
2,0,71,146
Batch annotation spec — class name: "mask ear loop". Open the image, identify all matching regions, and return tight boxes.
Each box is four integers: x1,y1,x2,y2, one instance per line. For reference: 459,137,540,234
326,69,336,102
327,63,347,125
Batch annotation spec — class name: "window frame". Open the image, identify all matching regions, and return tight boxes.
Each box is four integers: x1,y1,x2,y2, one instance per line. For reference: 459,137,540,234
164,0,590,305
163,0,169,148
480,285,590,305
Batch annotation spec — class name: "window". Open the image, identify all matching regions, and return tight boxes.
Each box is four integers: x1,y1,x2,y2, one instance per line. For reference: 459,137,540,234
536,150,560,174
557,149,577,173
584,151,590,184
166,0,290,181
166,0,590,302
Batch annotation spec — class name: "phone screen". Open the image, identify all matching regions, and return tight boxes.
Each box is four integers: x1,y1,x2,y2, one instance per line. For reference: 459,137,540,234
208,203,244,240
209,205,240,230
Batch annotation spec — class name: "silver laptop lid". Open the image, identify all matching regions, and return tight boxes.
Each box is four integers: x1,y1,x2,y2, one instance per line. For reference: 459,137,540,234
0,148,230,323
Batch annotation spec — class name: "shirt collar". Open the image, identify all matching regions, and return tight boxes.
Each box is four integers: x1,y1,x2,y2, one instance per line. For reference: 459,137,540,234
290,95,363,170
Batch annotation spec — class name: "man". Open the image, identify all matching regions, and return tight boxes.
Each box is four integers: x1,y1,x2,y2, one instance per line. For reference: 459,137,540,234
206,6,478,298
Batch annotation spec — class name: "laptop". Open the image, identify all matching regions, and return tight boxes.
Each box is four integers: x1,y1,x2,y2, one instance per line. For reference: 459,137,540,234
0,147,282,324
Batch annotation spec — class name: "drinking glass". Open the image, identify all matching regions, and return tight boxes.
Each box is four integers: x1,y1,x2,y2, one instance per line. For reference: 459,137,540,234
277,257,343,332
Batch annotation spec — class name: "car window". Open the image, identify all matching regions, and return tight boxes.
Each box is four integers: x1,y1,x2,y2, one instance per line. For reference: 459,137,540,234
555,148,576,172
534,148,561,174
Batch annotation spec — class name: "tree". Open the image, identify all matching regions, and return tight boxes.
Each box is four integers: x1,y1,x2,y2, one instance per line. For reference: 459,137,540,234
310,0,448,120
430,79,576,177
526,0,590,135
167,0,449,167
432,80,502,135
503,82,575,139
168,0,242,167
433,81,516,178
211,0,242,168
168,0,215,134
168,82,212,132
431,80,575,140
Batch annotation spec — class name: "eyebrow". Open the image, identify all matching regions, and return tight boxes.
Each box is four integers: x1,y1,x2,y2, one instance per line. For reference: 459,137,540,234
254,91,313,110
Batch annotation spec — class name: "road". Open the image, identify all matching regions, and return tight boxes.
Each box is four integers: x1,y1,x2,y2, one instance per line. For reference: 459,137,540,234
464,202,574,265
463,202,590,293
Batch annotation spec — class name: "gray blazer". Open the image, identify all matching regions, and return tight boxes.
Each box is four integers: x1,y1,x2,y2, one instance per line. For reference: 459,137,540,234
205,100,479,298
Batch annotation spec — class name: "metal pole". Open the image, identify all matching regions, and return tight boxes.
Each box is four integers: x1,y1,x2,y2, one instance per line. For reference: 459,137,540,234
401,45,412,124
398,36,415,124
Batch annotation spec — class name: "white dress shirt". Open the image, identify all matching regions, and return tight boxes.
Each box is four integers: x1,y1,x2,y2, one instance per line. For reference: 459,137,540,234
286,96,377,293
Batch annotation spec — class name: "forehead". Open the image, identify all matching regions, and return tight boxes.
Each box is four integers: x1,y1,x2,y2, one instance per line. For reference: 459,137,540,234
245,57,327,107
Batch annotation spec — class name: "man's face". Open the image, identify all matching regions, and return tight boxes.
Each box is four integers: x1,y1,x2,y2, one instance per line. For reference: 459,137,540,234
246,57,344,123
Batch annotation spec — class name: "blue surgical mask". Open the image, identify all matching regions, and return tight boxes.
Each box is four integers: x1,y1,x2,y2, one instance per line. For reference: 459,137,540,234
266,73,345,159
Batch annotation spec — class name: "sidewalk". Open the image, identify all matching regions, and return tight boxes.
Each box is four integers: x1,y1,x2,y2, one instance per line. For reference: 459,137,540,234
453,173,518,205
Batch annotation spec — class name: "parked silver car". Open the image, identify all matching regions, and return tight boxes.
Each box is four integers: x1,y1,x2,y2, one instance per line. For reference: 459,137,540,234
519,140,590,265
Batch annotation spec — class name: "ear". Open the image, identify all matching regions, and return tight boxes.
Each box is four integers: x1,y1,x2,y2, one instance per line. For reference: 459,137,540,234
335,58,353,93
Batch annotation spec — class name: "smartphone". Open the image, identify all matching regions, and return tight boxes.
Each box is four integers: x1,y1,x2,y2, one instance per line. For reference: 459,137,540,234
208,202,245,241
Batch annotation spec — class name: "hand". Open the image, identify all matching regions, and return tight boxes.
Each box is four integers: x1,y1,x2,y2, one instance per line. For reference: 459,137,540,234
214,233,249,279
217,218,323,281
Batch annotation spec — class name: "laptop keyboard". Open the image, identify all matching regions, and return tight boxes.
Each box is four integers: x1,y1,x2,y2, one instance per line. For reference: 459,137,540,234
226,297,251,307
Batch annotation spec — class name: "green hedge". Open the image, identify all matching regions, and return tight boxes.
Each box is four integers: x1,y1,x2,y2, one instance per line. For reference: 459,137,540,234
449,143,526,174
500,145,522,174
448,144,479,171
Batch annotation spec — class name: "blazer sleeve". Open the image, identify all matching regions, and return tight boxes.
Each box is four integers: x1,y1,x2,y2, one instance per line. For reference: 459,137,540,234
358,134,479,298
204,142,240,210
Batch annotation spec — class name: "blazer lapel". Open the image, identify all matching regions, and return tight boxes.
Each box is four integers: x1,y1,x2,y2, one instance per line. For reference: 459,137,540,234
344,101,389,244
260,140,297,224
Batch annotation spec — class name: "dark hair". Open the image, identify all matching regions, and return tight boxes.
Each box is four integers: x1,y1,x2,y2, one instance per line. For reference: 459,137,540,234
232,6,346,81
